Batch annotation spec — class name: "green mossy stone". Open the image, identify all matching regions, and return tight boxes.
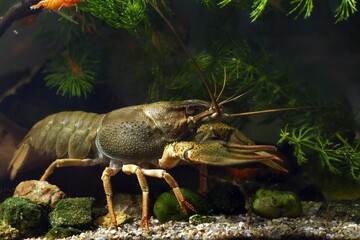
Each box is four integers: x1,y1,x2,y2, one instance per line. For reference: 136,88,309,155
0,197,48,237
45,226,82,239
153,188,212,223
252,189,302,218
189,214,216,225
0,224,20,240
49,197,95,227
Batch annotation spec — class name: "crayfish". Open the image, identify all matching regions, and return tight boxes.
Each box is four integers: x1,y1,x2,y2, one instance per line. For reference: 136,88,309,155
8,96,287,230
8,1,289,231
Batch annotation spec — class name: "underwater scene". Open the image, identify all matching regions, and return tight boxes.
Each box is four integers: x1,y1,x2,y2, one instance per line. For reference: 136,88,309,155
0,0,359,239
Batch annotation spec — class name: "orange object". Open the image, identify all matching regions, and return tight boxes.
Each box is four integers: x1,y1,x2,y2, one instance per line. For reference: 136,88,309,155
227,167,260,181
64,52,83,76
30,0,81,11
18,15,38,27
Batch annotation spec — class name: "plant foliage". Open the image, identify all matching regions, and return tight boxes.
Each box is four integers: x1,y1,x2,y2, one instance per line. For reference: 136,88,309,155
150,40,315,115
335,0,358,22
79,0,149,32
202,0,358,22
44,51,97,97
279,125,360,182
288,0,314,19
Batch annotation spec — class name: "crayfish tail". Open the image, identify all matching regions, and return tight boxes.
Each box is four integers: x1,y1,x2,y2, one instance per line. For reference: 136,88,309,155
8,142,30,180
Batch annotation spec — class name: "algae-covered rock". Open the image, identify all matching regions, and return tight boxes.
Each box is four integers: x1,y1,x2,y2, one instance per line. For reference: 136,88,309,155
13,180,65,207
0,224,20,240
0,197,48,237
94,210,132,228
189,214,216,225
153,188,212,223
49,197,95,227
45,226,82,239
252,189,302,218
112,193,142,218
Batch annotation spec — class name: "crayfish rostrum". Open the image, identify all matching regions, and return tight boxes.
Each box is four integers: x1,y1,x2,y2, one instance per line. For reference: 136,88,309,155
8,99,287,230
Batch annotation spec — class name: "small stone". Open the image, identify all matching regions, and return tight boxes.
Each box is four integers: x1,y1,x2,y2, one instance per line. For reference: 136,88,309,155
112,193,142,218
94,210,132,228
0,197,48,237
49,197,95,227
252,189,302,218
0,224,20,240
13,180,65,207
45,226,82,239
189,214,216,225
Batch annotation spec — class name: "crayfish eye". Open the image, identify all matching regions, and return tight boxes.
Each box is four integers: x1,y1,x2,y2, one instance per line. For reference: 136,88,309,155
185,106,196,116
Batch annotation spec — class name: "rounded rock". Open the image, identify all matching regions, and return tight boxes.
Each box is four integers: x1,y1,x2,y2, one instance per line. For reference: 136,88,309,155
13,180,65,207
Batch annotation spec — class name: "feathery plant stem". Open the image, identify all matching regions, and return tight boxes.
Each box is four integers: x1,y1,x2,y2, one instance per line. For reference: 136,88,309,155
335,0,358,22
250,0,268,22
288,0,314,19
279,125,360,182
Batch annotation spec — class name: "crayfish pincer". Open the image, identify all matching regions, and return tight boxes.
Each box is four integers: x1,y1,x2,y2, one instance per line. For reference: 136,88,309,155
8,100,287,230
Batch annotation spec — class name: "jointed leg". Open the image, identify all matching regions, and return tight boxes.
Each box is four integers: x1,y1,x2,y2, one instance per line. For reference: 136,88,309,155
122,164,150,230
101,167,120,229
198,165,208,196
141,168,196,214
40,158,99,181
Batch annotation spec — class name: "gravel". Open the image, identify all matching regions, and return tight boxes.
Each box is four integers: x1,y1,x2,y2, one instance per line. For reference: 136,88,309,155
24,202,360,240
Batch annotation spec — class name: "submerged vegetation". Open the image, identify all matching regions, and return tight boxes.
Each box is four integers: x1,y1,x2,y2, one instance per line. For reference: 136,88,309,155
203,0,358,22
279,125,360,181
0,0,359,183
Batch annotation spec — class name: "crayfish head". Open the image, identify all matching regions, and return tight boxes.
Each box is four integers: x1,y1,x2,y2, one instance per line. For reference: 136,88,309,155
144,100,217,133
184,102,223,129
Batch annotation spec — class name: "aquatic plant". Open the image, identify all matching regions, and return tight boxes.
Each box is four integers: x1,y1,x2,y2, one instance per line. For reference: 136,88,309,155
279,125,360,182
44,51,97,97
205,0,358,22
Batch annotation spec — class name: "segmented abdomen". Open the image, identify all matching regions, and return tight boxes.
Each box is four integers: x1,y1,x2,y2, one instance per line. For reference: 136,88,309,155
25,111,105,158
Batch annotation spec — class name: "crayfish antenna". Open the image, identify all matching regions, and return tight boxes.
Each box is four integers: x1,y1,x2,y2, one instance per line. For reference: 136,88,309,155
147,0,221,115
223,106,314,118
216,67,227,103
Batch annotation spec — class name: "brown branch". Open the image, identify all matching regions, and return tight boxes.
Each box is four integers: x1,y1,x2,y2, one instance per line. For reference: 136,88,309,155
0,0,42,38
0,64,44,104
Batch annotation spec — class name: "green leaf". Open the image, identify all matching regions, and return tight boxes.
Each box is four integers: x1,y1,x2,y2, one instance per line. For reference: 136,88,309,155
250,0,269,22
288,0,314,19
279,125,360,182
335,0,357,22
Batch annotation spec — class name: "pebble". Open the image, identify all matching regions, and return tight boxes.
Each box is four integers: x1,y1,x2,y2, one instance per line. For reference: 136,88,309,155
22,201,360,240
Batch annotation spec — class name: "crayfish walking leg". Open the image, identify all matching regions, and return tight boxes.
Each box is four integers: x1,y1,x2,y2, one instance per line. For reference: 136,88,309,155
140,169,196,214
40,158,99,181
122,166,196,230
122,164,150,230
101,167,120,230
